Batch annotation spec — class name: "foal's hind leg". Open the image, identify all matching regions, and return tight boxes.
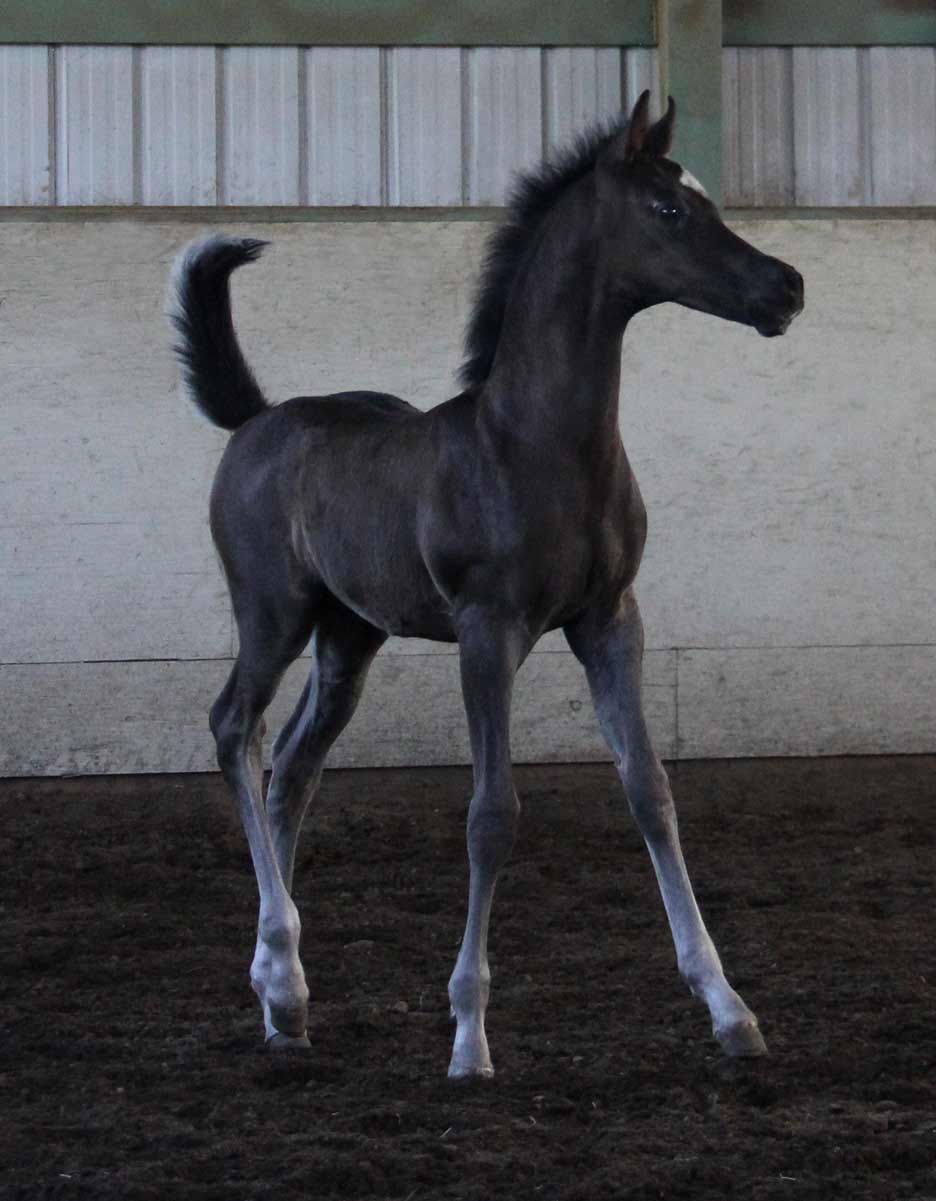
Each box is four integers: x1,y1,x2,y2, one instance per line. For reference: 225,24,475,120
565,591,766,1058
245,612,383,1047
265,607,386,892
210,608,314,1048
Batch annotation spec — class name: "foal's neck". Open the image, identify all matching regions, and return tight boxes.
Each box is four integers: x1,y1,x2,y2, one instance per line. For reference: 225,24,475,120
481,179,631,451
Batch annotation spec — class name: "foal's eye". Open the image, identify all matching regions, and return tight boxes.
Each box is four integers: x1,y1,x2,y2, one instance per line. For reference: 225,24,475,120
656,204,681,220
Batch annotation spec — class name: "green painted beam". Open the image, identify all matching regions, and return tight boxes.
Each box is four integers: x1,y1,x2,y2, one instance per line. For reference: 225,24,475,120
2,1,656,47
724,0,936,47
656,0,723,206
3,0,932,49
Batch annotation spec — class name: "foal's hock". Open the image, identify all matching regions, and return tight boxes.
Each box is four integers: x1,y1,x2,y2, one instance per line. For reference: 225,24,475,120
169,91,803,1079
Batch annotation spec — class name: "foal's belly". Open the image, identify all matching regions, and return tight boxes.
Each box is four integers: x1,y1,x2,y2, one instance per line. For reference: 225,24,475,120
313,506,642,645
336,581,458,643
295,517,457,641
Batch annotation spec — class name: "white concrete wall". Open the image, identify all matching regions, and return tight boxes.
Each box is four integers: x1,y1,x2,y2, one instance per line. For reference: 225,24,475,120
1,215,934,774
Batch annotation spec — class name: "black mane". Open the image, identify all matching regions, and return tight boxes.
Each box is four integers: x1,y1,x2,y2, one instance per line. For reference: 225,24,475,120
458,118,625,390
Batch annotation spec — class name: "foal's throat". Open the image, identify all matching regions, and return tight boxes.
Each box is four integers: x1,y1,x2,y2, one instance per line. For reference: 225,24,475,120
482,206,628,442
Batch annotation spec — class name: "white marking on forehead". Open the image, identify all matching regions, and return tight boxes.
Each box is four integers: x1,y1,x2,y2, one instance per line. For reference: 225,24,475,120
679,168,708,197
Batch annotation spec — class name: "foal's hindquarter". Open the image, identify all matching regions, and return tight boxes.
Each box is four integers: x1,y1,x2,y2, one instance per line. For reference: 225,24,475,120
173,96,802,1077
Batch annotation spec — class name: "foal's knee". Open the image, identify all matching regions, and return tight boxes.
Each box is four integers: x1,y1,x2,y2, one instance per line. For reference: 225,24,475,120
467,788,520,872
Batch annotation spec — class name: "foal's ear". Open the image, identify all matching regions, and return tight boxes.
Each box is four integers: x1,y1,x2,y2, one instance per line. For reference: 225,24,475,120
606,90,674,163
622,89,652,157
643,95,676,158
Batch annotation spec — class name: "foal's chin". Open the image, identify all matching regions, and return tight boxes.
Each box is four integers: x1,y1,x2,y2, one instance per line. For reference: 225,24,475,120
754,311,799,338
675,298,798,338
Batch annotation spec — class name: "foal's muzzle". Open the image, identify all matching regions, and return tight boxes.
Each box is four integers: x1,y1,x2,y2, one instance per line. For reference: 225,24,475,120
752,260,805,338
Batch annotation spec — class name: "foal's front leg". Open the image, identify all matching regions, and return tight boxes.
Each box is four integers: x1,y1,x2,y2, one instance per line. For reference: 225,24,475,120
447,608,530,1079
565,591,766,1057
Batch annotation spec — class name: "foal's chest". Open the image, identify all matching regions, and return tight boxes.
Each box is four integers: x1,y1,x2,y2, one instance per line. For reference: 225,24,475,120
506,463,648,623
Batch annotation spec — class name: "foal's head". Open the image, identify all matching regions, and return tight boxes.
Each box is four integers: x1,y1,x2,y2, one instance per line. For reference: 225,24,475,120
596,90,803,336
459,93,804,390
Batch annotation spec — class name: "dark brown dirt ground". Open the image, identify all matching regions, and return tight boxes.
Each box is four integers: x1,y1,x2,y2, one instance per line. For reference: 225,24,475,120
1,757,934,1201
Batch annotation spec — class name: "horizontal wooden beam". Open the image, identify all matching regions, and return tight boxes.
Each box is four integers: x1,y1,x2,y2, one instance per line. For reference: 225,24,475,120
4,0,933,47
723,0,936,47
2,1,656,47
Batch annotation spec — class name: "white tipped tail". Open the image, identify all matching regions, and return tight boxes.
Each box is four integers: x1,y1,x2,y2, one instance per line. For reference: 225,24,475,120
167,234,270,430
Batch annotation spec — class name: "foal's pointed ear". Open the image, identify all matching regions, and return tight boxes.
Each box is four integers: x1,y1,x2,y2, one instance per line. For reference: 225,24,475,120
623,89,652,157
643,95,676,158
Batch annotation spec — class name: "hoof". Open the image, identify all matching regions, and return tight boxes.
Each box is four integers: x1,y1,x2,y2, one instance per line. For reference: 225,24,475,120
268,1001,308,1040
716,1018,768,1058
267,1031,311,1052
447,1062,495,1083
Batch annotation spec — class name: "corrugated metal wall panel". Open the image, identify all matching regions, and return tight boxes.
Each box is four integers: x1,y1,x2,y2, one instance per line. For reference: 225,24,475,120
466,48,542,205
0,46,50,204
220,46,300,205
723,47,794,206
792,48,866,206
725,45,936,206
386,47,463,205
305,47,381,205
722,49,742,201
544,47,622,151
140,47,216,205
55,46,134,204
3,44,935,208
868,46,936,205
623,47,661,112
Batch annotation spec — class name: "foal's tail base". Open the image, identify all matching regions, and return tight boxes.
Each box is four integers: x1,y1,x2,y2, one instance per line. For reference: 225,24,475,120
168,234,270,430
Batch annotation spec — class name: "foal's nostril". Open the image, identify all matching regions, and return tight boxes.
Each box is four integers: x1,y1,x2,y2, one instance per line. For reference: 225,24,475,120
784,266,804,310
751,259,804,336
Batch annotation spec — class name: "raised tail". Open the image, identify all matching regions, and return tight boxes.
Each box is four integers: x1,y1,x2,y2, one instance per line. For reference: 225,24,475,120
168,234,270,430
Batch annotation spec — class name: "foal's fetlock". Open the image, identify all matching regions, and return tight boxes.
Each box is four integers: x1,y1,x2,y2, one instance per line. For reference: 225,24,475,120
258,909,301,954
251,971,310,1044
448,1019,494,1081
447,973,494,1080
678,956,767,1058
702,982,767,1058
251,907,309,1044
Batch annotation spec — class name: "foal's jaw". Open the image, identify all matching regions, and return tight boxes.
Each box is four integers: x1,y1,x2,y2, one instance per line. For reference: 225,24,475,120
669,218,805,339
